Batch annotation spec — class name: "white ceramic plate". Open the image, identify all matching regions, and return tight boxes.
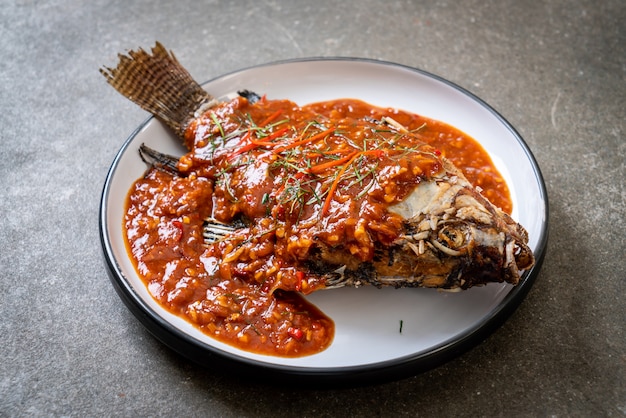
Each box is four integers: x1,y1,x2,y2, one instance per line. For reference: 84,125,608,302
100,58,548,383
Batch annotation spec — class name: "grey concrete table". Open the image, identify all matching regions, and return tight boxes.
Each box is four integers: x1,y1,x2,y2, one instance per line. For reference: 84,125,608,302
1,0,624,416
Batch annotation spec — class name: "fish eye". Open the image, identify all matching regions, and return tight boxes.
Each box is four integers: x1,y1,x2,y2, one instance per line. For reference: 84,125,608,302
437,224,467,250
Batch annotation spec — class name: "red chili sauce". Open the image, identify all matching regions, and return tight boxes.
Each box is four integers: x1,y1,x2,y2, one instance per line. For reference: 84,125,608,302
124,96,512,357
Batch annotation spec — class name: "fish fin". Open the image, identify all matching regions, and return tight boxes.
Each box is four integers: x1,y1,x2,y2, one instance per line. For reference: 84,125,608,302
138,144,181,176
238,90,262,104
100,42,215,138
322,263,380,289
203,217,247,243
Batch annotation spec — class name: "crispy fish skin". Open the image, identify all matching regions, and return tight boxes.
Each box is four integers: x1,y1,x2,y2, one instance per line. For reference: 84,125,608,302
102,43,535,291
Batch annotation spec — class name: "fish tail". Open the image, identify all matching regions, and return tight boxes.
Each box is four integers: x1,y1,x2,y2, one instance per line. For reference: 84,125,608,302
100,42,215,138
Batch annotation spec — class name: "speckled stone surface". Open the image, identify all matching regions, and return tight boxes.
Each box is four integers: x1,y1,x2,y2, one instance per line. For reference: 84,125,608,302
1,0,624,416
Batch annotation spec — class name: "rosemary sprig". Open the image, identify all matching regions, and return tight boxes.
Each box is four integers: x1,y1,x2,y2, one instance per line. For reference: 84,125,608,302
206,110,431,221
209,112,225,138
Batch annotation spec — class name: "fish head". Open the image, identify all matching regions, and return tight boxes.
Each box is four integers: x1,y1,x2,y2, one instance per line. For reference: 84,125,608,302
368,169,534,289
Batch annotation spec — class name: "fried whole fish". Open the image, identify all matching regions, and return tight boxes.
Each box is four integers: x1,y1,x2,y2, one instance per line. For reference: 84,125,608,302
101,42,534,293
